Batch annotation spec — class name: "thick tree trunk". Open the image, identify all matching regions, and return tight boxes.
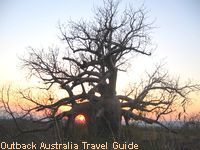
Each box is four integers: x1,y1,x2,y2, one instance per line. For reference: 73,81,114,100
62,94,121,140
63,66,121,139
98,95,121,139
94,67,121,139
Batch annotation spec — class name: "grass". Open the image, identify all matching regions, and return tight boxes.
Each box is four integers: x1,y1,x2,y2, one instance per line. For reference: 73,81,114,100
0,119,200,150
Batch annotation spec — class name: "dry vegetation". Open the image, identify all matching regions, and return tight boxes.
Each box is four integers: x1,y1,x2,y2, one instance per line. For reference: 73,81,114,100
0,1,200,150
0,116,200,150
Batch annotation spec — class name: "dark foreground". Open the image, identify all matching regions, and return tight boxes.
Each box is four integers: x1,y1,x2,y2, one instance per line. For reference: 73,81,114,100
0,119,199,150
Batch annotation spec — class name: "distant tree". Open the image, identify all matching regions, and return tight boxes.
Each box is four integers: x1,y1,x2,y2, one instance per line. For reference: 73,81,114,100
18,0,199,140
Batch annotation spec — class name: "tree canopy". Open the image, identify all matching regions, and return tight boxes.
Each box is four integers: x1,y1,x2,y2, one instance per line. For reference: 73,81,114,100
1,0,199,139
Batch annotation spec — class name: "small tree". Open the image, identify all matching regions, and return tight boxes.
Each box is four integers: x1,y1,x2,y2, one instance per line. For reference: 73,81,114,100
19,0,199,140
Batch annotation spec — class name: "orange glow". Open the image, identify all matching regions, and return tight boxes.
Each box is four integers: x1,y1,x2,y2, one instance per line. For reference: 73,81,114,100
75,114,86,124
59,105,71,112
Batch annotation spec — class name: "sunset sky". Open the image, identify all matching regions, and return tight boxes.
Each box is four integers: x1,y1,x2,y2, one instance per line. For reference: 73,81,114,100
0,0,200,114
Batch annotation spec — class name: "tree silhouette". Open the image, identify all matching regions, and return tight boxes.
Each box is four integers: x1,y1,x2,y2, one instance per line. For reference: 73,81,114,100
19,0,199,139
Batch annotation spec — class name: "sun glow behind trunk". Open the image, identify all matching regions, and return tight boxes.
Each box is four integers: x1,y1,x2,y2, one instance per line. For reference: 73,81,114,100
75,114,86,124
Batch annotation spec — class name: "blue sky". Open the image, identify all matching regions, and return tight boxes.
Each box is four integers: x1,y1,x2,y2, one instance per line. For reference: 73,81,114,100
0,0,200,85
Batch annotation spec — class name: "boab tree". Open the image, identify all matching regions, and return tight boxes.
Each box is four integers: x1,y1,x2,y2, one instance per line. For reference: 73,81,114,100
20,0,199,139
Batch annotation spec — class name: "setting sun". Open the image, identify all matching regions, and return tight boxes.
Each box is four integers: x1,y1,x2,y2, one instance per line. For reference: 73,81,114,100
75,114,86,124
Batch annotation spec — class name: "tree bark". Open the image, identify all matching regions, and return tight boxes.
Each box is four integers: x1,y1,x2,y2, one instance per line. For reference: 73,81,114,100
95,67,121,139
100,95,121,139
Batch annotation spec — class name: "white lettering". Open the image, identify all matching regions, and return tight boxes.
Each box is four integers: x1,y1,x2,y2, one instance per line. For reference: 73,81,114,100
1,142,7,149
113,142,139,150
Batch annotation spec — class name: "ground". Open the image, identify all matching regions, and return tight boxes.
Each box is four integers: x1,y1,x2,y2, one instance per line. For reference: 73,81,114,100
0,119,200,150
